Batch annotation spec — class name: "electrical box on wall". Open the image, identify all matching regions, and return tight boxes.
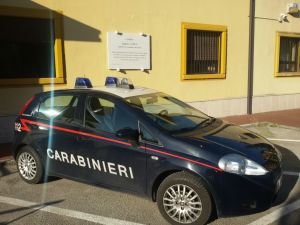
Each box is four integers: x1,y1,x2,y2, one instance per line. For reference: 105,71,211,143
287,3,299,14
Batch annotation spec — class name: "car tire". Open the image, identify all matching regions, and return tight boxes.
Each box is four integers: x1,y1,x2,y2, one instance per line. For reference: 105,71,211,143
16,146,44,184
157,171,212,225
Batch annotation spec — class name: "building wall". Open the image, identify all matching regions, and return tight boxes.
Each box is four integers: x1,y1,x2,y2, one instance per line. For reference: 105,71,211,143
253,0,300,113
0,0,299,122
0,0,250,116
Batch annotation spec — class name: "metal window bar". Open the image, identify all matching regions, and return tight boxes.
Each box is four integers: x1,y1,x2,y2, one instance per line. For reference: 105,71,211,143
186,30,221,74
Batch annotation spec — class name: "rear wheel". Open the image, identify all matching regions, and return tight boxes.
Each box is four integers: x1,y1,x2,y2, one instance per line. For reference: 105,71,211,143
16,146,44,184
157,171,212,225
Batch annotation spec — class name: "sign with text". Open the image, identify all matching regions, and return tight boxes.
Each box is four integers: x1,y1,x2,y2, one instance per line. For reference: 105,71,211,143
107,32,150,70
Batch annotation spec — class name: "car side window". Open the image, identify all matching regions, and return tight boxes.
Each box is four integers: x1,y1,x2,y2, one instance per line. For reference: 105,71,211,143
85,96,138,134
37,95,78,123
139,123,160,145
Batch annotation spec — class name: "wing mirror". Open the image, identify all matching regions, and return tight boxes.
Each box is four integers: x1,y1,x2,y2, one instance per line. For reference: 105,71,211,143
116,128,139,145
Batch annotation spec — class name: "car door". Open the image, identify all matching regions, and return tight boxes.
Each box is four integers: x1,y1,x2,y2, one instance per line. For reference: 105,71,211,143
76,93,147,193
31,92,85,179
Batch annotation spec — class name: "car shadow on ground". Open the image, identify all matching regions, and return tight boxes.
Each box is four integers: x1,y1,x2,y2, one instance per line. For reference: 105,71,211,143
0,161,17,178
273,144,300,225
0,160,61,183
276,190,300,225
274,144,299,206
0,199,64,225
44,176,62,183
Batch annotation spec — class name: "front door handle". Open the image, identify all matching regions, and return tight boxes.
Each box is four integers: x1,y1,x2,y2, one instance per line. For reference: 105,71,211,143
76,135,91,142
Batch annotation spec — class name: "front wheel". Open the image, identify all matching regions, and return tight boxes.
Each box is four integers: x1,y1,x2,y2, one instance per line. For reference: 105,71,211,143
16,146,44,184
157,172,212,225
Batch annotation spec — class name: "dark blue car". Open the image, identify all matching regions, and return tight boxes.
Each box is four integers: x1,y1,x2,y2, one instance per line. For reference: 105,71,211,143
13,77,282,225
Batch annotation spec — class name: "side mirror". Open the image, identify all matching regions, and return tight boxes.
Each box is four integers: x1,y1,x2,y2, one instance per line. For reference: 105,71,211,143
116,128,139,145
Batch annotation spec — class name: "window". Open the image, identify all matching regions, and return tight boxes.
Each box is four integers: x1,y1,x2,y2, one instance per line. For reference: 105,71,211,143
275,32,300,77
126,93,210,134
181,22,227,80
37,95,78,123
85,96,137,134
139,123,160,145
0,6,64,85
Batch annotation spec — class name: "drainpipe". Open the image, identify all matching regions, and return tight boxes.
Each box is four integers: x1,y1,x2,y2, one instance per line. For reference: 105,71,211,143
247,0,255,114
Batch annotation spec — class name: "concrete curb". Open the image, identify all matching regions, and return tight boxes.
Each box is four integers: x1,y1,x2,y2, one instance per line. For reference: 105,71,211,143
242,122,300,131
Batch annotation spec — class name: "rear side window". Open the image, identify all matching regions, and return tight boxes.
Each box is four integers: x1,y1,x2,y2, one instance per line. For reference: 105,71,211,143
37,95,78,123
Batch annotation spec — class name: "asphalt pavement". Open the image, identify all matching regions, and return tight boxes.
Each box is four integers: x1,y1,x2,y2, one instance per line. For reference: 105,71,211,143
0,122,299,225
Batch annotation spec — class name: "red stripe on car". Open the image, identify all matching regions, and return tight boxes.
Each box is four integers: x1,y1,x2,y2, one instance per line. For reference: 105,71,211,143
139,146,222,172
20,118,222,172
20,118,131,146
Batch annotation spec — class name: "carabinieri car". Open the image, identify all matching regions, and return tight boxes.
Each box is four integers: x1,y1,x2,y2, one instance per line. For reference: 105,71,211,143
13,77,282,225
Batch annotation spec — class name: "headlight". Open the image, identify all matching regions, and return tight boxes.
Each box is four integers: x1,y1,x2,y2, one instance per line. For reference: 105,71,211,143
218,154,268,176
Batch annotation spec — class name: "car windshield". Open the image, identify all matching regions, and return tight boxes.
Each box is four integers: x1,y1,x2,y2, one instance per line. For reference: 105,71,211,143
126,92,212,134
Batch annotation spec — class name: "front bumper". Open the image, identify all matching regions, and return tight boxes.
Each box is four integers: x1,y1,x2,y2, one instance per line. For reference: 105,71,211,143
215,168,282,216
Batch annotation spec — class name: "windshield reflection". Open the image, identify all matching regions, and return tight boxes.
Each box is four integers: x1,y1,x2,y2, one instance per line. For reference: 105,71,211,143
126,93,211,133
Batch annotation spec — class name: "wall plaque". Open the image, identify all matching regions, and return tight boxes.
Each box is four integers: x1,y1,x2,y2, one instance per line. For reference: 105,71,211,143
107,32,150,70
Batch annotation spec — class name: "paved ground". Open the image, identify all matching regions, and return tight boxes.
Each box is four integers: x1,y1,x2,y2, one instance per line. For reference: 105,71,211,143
0,122,299,225
223,108,300,127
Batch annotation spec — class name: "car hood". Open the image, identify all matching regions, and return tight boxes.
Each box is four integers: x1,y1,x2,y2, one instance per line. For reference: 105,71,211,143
175,119,281,171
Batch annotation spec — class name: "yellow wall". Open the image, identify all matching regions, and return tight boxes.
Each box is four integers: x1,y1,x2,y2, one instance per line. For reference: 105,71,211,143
0,0,250,114
254,0,300,96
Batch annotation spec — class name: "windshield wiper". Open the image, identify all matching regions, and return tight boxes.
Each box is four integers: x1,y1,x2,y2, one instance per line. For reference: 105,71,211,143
172,117,215,134
181,114,208,120
195,117,215,128
199,117,215,126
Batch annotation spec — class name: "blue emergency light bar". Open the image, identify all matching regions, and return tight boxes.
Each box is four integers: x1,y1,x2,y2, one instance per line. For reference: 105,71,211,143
105,77,119,87
75,77,93,88
105,76,134,89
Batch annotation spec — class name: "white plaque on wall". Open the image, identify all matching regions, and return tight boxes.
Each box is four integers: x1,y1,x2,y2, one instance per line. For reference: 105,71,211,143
107,32,150,70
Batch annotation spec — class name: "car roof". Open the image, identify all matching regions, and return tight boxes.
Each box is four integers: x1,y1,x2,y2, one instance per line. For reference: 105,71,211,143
91,86,159,98
42,86,159,99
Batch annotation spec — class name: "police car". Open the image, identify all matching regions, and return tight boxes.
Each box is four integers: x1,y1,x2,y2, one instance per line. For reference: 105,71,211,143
13,77,282,225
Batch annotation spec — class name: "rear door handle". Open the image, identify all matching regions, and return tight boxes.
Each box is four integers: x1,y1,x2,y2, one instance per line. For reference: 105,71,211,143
30,124,39,130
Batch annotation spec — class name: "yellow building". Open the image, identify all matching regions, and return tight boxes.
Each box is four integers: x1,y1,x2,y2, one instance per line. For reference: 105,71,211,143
253,0,300,113
0,0,300,142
